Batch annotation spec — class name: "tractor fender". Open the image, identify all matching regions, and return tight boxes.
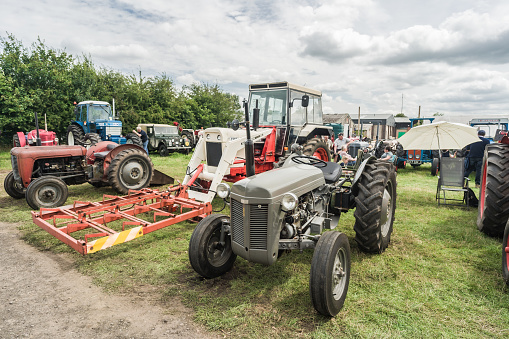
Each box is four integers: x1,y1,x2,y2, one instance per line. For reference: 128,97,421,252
101,143,146,171
85,141,118,164
295,124,333,144
16,132,27,147
352,156,377,188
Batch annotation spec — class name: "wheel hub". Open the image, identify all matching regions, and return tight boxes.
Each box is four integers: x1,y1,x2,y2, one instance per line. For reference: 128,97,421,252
121,161,145,185
38,185,57,204
332,248,347,301
380,184,393,237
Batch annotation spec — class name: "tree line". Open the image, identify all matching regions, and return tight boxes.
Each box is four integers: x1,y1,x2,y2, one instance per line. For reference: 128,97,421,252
0,34,242,145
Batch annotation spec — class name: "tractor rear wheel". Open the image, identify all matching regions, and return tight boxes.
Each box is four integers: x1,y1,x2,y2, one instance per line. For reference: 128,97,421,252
84,133,101,147
503,221,509,286
189,214,236,278
353,160,397,253
477,143,509,237
107,148,153,194
158,143,169,157
125,133,143,147
25,176,68,210
431,157,439,176
13,134,22,147
67,125,84,146
4,171,25,199
310,231,350,317
303,138,331,162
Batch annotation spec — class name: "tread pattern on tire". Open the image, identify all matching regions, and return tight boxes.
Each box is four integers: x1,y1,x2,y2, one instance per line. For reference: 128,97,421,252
84,133,101,146
477,143,509,237
353,160,397,253
125,133,143,147
107,148,153,194
25,176,69,210
302,137,331,162
67,125,85,146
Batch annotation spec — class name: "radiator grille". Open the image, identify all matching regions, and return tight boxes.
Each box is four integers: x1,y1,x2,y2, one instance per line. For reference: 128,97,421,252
249,204,268,250
105,126,122,136
231,199,244,246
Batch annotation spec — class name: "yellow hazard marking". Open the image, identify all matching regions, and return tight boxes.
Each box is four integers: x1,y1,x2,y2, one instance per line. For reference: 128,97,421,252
87,226,143,254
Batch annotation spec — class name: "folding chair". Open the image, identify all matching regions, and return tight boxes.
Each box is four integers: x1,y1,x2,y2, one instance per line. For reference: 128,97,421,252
436,157,470,207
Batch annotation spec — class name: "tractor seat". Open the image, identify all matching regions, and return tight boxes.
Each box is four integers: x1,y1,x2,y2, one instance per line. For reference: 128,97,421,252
318,161,343,184
94,143,117,159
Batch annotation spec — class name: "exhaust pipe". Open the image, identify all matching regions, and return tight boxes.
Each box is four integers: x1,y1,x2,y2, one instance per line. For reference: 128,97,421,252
244,99,256,177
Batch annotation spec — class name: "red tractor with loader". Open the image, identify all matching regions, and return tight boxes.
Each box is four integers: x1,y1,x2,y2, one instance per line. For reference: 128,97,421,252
5,141,172,210
476,129,509,285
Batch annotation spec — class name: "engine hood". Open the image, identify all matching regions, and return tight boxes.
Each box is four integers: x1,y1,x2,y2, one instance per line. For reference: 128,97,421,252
231,164,325,203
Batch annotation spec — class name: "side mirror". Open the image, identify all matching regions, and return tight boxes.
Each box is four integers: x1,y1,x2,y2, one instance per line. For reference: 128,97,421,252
232,119,240,131
302,95,309,108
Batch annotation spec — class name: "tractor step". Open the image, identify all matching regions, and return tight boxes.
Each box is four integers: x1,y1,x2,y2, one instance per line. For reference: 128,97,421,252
31,186,211,255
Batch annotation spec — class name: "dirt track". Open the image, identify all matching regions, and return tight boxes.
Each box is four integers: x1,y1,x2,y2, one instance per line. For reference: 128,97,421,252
0,222,216,339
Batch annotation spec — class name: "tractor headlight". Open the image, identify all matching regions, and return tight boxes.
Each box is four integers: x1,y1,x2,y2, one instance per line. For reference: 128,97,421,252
216,183,230,199
281,193,298,211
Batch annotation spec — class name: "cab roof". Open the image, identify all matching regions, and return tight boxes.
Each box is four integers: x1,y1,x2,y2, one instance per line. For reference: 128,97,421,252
249,81,322,97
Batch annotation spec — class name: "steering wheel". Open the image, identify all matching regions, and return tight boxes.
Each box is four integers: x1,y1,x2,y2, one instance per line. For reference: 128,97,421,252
291,155,328,168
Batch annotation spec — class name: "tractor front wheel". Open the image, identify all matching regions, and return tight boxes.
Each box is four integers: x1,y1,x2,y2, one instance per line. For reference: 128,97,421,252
125,133,143,147
84,133,101,147
188,214,236,278
25,176,68,210
4,171,25,199
303,138,331,162
108,148,153,194
503,221,509,286
477,144,509,237
353,160,397,253
310,231,351,317
67,125,85,146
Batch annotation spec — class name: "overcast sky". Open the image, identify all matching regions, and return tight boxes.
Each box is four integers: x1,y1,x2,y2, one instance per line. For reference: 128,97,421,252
2,0,509,120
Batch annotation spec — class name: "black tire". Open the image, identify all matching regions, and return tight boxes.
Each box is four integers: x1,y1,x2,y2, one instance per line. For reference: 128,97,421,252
158,143,169,157
503,221,509,286
309,231,351,317
13,134,22,147
353,160,397,253
477,144,509,237
302,138,331,162
125,133,143,147
431,157,439,176
182,130,194,148
25,176,69,210
4,171,25,199
374,141,386,158
396,143,405,157
67,124,85,146
188,214,236,278
107,148,153,195
84,133,101,147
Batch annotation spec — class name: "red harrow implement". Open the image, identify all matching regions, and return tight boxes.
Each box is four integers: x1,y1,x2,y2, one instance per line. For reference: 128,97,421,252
31,186,211,255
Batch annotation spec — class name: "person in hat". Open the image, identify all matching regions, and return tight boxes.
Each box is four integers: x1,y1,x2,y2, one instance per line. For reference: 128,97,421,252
464,130,490,188
333,133,352,162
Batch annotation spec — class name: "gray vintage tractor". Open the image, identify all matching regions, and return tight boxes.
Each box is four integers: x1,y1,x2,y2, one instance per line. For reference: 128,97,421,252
188,98,397,317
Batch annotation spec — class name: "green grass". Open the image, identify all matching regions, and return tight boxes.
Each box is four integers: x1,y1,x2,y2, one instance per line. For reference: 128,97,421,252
1,150,508,338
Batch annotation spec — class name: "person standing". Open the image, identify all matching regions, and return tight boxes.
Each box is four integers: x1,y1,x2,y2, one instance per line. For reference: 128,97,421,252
464,130,490,188
333,133,352,162
133,126,149,155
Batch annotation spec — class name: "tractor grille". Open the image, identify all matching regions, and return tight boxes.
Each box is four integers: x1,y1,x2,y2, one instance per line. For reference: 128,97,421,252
231,199,244,246
249,204,268,250
11,155,20,182
231,199,268,250
105,126,121,136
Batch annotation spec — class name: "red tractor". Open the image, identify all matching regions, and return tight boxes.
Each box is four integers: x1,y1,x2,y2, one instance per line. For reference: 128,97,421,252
4,141,172,210
476,130,509,285
13,112,58,147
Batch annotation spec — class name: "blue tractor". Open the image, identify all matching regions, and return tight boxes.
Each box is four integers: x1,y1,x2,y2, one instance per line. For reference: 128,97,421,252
66,101,142,147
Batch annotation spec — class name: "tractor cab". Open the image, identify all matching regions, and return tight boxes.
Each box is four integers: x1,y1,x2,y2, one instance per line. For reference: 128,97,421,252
469,118,509,142
247,82,332,158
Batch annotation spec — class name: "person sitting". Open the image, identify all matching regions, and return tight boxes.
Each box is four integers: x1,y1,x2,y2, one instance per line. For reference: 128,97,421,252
339,145,356,166
381,146,394,162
